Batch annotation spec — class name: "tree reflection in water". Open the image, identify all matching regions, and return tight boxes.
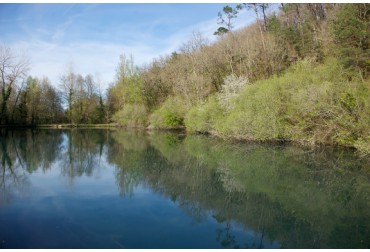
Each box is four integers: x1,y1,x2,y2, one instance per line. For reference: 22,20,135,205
0,129,369,248
59,129,107,188
105,131,369,248
0,130,29,205
0,129,65,205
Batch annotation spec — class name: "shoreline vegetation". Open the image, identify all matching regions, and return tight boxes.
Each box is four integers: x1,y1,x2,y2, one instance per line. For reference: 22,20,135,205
0,122,366,157
1,4,369,156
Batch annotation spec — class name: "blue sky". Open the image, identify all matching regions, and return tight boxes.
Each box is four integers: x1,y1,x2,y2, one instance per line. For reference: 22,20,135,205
0,3,260,88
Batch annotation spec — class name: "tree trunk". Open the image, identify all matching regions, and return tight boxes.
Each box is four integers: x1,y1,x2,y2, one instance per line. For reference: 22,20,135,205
262,5,268,31
10,81,25,124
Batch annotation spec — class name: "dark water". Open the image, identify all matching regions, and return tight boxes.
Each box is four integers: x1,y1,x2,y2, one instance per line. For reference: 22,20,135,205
0,129,369,249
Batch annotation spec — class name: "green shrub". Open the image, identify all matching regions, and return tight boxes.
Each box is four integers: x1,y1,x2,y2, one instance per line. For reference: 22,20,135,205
184,58,370,154
112,103,148,128
225,58,370,145
185,95,224,133
220,75,284,140
354,136,370,157
149,97,189,129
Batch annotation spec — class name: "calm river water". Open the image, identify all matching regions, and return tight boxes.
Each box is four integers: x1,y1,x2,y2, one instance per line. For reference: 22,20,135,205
0,129,369,248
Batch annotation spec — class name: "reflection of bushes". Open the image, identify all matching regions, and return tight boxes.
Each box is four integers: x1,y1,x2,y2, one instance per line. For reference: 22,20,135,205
110,130,149,152
106,130,151,197
145,132,370,248
148,132,187,164
46,129,367,248
183,135,370,220
5,129,364,248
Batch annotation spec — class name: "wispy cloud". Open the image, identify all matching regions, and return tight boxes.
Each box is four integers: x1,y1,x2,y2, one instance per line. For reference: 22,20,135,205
11,38,160,89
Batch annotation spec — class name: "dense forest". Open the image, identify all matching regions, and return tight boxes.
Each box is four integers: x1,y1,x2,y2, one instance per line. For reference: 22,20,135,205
0,3,369,154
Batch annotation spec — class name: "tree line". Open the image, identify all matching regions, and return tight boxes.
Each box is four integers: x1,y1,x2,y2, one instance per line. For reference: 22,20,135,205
0,49,106,125
1,3,369,154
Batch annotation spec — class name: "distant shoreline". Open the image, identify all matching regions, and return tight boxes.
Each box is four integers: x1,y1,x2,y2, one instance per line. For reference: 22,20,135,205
0,125,363,157
0,124,116,129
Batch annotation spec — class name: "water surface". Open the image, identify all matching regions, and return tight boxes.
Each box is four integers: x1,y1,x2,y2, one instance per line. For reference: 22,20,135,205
0,129,369,248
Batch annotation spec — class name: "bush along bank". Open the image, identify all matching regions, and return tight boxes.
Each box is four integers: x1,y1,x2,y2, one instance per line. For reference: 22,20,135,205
180,58,369,155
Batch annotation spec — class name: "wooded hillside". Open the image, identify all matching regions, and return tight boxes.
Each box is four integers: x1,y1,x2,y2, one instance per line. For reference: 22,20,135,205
1,4,369,153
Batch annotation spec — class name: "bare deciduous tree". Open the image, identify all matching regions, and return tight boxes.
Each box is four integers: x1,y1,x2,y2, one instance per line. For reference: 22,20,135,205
0,45,30,124
59,63,76,124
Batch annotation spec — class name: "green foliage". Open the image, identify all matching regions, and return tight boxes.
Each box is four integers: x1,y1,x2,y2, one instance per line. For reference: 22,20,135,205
123,75,144,104
331,3,370,76
149,97,189,129
213,27,229,36
112,104,148,128
185,95,224,133
214,5,238,35
185,74,249,134
184,58,370,152
217,75,284,140
354,135,370,157
164,111,183,128
107,70,144,114
13,76,64,125
267,14,280,33
93,95,106,124
106,53,146,125
271,4,329,61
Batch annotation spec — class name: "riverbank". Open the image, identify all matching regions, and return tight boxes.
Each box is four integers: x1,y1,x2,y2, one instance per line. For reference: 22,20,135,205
150,59,370,157
2,58,370,158
0,124,116,129
36,123,117,129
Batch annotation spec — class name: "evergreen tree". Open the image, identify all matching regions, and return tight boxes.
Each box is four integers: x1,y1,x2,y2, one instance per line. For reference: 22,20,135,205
332,3,369,76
